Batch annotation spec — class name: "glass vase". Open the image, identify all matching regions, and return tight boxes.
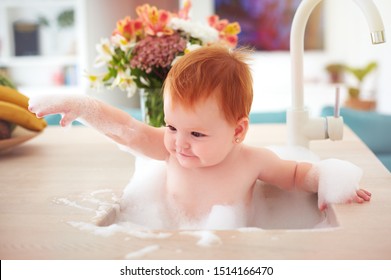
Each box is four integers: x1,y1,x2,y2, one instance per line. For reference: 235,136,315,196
139,88,165,127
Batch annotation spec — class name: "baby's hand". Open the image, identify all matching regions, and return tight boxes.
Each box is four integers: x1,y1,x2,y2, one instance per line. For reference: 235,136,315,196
28,94,90,127
319,188,371,211
315,158,367,211
354,188,372,203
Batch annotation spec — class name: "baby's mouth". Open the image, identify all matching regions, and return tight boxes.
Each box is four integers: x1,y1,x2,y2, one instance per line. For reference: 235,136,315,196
177,151,195,158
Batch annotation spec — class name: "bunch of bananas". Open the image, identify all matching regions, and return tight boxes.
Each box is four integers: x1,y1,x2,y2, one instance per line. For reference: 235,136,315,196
0,84,47,139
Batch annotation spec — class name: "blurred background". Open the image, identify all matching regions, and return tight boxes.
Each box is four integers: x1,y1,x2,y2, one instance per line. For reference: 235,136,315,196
0,0,390,116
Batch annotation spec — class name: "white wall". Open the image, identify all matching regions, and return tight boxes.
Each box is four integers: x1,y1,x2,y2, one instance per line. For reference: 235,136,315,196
326,0,391,114
189,0,391,115
80,0,141,108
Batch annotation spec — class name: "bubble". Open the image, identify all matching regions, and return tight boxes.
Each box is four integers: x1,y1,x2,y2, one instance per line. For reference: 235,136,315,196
316,158,362,208
116,157,250,230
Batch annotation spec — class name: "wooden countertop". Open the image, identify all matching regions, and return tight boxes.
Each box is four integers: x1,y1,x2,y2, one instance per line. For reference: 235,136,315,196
1,125,390,259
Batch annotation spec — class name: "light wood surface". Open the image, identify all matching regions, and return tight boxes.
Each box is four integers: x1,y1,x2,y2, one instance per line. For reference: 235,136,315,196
1,124,390,259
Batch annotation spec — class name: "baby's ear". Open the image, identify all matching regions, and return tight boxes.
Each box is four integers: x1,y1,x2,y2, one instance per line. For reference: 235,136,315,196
234,117,249,141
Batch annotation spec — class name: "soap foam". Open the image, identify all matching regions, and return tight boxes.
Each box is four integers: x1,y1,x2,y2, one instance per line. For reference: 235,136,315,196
29,94,90,126
115,147,335,230
118,157,171,229
316,158,362,208
117,156,250,230
29,94,127,137
265,145,363,211
180,231,222,247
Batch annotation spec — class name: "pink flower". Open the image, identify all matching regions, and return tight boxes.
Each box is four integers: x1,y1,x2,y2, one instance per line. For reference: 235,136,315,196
208,15,241,47
130,33,187,75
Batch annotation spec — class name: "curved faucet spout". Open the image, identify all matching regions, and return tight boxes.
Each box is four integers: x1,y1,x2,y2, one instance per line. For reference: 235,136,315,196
288,0,386,147
354,0,386,44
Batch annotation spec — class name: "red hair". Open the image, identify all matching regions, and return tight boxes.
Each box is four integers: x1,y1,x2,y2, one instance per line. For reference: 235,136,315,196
164,45,253,124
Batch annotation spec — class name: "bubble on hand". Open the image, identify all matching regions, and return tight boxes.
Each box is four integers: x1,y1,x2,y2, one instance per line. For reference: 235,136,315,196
315,159,362,208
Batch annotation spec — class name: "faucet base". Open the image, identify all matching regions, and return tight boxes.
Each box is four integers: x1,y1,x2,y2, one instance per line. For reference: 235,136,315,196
287,108,341,147
287,108,310,147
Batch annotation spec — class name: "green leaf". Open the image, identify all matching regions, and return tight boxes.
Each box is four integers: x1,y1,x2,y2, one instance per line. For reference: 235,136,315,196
344,61,378,81
0,74,17,89
102,72,113,82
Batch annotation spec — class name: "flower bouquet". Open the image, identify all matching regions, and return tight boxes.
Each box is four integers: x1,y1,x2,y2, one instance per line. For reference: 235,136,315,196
87,0,240,127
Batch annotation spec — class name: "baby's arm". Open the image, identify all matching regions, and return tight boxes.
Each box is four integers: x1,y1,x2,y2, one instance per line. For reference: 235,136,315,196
256,148,371,210
28,94,168,160
301,159,371,210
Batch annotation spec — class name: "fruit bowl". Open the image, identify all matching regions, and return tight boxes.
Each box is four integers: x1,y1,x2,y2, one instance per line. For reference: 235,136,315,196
0,126,40,152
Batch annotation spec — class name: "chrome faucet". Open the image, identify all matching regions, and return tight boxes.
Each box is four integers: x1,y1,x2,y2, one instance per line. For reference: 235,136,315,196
287,0,386,147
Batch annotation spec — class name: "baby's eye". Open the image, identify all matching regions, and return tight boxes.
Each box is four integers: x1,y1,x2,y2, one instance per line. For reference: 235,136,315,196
166,125,177,132
191,131,206,138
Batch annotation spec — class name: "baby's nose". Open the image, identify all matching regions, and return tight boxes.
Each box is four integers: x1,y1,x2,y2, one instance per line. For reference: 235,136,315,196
175,134,190,149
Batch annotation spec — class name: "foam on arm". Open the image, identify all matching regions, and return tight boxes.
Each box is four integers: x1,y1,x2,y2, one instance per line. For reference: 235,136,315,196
304,159,363,209
29,94,168,160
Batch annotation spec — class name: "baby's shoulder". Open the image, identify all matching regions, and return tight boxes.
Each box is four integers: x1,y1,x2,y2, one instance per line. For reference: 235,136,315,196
240,145,279,162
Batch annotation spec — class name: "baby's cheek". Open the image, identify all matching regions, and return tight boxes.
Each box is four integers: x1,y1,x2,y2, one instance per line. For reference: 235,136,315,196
194,146,218,164
163,133,174,152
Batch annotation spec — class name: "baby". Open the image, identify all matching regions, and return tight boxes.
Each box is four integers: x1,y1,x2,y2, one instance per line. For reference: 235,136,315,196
29,45,371,223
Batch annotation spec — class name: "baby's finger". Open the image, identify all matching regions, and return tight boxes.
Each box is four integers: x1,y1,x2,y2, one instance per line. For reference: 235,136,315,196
353,195,364,204
60,113,77,127
29,107,57,118
356,189,371,201
361,189,372,197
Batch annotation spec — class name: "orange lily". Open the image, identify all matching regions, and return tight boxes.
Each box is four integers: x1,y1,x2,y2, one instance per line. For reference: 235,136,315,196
113,16,143,42
136,4,173,36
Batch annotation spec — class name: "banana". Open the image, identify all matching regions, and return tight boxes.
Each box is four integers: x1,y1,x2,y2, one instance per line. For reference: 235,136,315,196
0,85,30,109
0,100,47,132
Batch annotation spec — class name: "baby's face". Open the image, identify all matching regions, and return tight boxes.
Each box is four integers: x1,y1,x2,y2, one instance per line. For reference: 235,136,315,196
163,93,237,169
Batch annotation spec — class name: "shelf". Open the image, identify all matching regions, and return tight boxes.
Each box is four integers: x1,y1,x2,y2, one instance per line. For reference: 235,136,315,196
0,55,78,68
0,0,84,96
0,0,76,9
0,0,136,104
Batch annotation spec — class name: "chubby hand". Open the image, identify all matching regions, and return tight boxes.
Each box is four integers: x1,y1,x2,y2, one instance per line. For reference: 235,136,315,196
315,158,370,211
28,94,90,127
354,188,372,203
319,188,371,211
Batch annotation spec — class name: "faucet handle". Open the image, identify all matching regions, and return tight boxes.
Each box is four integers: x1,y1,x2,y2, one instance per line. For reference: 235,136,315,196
327,87,344,141
334,86,340,118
